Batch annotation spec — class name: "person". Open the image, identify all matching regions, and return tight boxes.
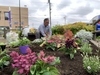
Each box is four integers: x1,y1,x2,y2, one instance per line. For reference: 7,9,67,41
38,18,52,38
96,21,100,36
96,21,100,30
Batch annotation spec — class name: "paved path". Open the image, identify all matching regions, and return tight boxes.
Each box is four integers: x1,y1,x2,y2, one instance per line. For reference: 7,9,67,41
0,37,7,43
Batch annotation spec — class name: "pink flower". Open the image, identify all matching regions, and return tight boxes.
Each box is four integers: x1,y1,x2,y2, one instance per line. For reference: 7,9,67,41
38,51,45,60
13,60,18,63
47,40,54,43
42,56,55,64
10,51,19,58
12,64,15,68
17,69,24,74
10,50,37,75
25,65,30,71
26,48,32,54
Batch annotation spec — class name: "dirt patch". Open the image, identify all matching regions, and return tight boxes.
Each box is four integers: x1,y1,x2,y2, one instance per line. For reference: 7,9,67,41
0,43,100,75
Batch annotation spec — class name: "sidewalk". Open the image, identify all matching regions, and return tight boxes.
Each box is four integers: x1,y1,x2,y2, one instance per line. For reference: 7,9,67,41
0,37,7,43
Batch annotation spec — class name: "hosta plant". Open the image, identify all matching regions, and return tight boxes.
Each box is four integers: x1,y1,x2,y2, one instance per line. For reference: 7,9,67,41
30,51,60,75
83,55,100,75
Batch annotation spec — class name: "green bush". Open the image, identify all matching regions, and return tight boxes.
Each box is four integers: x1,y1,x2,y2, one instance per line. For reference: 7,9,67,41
51,22,94,35
52,25,64,35
63,22,94,34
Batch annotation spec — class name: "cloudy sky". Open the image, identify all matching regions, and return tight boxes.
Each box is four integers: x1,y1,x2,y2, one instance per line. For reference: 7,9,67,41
0,0,100,29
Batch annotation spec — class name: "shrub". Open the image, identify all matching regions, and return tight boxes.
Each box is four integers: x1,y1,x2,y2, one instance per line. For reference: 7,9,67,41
63,22,94,34
52,25,64,35
75,29,93,40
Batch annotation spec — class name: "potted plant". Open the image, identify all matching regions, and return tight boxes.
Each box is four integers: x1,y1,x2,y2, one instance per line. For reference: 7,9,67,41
18,37,30,54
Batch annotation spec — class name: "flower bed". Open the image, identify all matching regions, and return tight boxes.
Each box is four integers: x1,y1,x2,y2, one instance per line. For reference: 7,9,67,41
0,30,100,75
0,42,99,75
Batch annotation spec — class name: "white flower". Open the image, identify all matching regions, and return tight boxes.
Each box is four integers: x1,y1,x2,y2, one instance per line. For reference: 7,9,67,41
87,66,91,70
6,31,19,44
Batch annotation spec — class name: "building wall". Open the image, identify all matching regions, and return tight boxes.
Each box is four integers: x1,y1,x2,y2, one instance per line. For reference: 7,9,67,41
0,6,28,29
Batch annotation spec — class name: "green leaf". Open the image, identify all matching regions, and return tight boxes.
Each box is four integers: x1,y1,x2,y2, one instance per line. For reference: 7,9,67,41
12,71,19,75
58,46,66,51
3,61,10,66
2,55,10,61
30,65,37,75
51,57,60,65
70,53,74,59
36,72,41,75
0,60,3,66
43,71,51,75
43,68,59,75
46,43,56,51
0,50,7,56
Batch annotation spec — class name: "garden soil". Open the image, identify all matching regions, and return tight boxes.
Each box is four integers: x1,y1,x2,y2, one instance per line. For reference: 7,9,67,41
0,43,100,75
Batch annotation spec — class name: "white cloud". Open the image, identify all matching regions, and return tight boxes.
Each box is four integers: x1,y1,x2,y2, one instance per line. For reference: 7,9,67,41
0,0,100,29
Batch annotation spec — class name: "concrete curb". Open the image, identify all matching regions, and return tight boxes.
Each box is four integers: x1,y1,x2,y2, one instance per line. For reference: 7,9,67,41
90,40,100,49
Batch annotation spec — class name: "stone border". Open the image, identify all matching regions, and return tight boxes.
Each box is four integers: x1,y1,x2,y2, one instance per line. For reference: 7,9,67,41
90,40,100,49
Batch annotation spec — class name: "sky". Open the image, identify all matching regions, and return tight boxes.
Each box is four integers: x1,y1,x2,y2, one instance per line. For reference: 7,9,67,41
0,0,100,29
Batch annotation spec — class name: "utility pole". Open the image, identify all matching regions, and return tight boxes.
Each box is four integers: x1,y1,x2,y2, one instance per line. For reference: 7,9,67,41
19,0,21,30
48,0,51,28
64,16,66,25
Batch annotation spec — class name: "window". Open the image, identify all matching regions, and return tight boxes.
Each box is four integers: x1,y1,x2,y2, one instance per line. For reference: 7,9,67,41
14,22,18,25
4,12,9,20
